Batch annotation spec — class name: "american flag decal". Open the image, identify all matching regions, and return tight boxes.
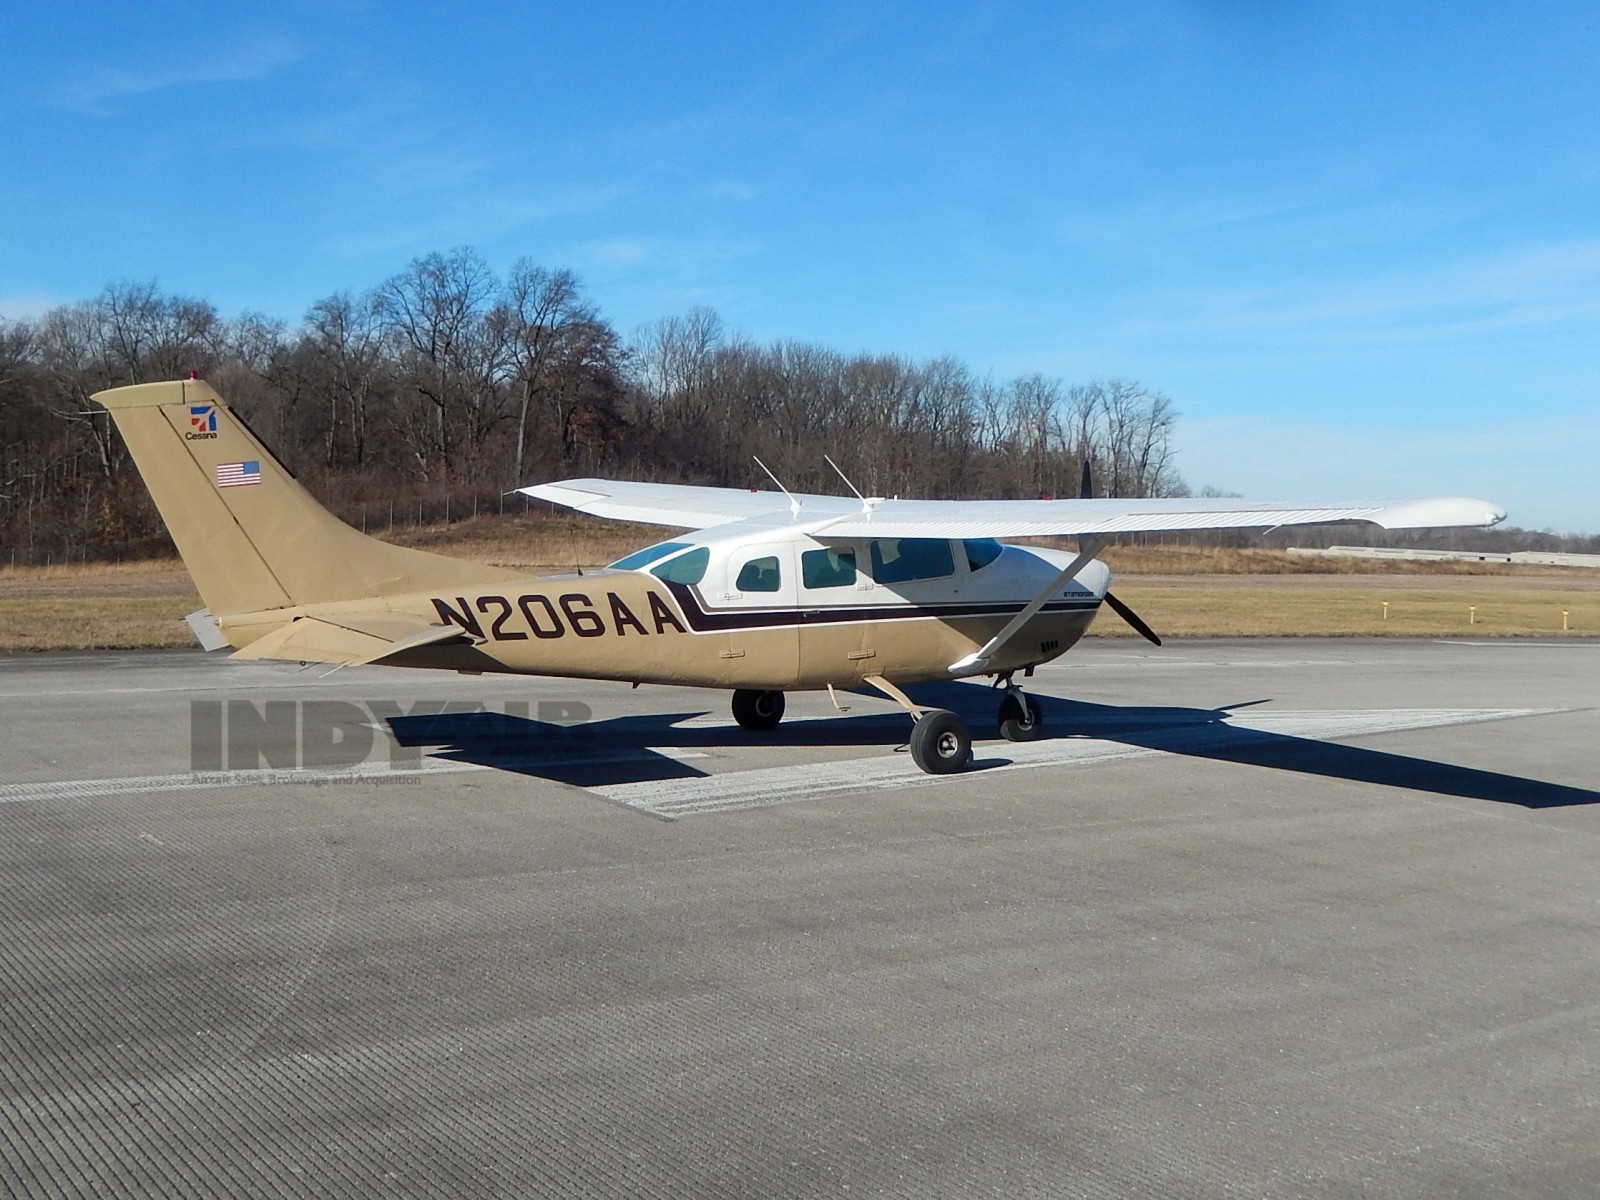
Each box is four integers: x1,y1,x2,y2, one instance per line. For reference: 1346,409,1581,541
215,460,262,488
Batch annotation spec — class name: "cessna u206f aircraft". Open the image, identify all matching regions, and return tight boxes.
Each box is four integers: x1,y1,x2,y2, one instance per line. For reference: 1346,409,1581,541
94,379,1506,774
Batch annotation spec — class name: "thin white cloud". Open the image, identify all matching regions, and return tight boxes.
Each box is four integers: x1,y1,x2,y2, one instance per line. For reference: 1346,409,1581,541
583,239,655,267
1176,412,1599,533
54,35,303,113
572,235,767,330
0,295,61,321
1093,238,1600,352
590,233,759,275
700,179,761,203
243,88,634,261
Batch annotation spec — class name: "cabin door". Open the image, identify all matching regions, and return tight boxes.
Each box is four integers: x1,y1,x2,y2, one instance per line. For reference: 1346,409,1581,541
713,542,800,684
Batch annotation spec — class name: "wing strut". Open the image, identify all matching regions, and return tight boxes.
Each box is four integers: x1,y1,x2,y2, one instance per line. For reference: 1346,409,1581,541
948,538,1109,674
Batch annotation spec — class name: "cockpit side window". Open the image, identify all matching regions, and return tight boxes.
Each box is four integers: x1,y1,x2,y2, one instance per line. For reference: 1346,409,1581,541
802,547,856,588
735,555,782,593
650,546,710,585
870,538,955,584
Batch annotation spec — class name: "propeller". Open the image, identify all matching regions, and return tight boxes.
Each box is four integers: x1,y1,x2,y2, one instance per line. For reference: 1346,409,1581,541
1080,456,1162,646
1103,590,1162,646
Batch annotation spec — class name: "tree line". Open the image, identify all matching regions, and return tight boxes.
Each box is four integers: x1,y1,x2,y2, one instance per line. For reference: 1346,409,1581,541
0,247,1191,564
8,247,1584,565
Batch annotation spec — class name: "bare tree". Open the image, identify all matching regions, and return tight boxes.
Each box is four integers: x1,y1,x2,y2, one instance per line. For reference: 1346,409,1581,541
2,252,1211,566
504,263,609,483
303,291,386,469
374,247,497,477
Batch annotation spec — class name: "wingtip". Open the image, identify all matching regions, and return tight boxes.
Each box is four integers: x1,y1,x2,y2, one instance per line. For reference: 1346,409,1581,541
1373,497,1508,531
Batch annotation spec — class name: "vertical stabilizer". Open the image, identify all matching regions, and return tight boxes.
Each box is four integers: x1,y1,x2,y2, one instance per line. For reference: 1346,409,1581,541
93,379,519,616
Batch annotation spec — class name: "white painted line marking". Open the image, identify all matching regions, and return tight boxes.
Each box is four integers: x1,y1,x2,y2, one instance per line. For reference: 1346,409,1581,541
0,748,706,805
3,710,1559,818
674,711,864,728
1436,641,1600,649
592,709,1558,819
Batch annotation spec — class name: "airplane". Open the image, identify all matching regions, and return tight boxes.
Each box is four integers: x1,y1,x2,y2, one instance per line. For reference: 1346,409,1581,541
91,377,1506,774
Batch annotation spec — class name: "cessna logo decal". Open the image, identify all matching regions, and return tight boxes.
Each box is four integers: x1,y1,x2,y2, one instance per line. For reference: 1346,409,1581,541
185,405,218,440
432,591,687,641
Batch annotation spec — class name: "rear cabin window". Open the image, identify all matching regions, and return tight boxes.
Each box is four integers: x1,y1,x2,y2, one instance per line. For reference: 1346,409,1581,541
963,538,1004,572
650,546,710,585
802,547,856,589
735,555,782,592
870,538,955,584
611,541,691,570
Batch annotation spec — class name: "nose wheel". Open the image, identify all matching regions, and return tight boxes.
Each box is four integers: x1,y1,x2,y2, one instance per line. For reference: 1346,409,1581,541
991,670,1043,742
997,690,1042,741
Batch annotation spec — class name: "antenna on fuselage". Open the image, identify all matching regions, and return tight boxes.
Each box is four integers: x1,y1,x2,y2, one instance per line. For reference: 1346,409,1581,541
752,456,802,519
824,454,881,514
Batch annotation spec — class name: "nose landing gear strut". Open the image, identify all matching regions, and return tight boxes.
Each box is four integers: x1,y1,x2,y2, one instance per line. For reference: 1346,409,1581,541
994,672,1043,742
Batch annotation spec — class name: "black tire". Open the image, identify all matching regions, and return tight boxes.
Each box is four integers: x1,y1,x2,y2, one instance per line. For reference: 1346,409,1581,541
731,688,785,731
908,709,972,774
998,693,1042,742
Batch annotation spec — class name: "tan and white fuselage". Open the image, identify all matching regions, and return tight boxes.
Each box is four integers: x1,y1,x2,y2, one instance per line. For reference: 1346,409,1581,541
219,533,1109,690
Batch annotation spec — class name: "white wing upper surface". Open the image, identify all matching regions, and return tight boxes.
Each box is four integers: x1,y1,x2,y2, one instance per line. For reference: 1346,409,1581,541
520,480,856,527
519,479,1506,538
807,495,1508,538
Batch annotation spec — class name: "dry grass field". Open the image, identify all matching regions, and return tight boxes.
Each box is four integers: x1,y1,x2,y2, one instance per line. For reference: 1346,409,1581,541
1090,543,1600,638
1096,575,1598,638
2,518,1596,651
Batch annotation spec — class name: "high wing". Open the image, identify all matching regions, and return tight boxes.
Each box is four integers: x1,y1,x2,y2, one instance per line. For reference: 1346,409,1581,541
801,495,1507,538
521,479,1506,537
521,479,859,528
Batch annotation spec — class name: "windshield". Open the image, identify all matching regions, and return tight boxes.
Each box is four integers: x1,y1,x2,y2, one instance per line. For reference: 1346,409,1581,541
963,538,1004,571
650,546,710,585
609,541,692,570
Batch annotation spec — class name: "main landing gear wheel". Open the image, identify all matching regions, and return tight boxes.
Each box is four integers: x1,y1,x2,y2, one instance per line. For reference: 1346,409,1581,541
908,709,972,774
997,692,1042,742
731,688,785,731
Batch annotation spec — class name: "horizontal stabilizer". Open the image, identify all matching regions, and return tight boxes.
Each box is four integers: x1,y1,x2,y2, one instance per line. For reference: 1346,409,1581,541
231,614,473,667
184,609,230,652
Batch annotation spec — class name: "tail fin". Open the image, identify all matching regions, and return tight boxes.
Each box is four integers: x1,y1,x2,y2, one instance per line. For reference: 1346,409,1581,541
93,379,520,616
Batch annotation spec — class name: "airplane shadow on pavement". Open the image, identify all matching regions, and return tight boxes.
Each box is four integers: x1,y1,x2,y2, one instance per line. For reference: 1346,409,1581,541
385,680,1599,809
1014,691,1600,812
385,706,914,789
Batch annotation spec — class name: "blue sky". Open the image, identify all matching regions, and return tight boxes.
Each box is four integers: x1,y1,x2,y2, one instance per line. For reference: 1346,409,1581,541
4,1,1597,532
